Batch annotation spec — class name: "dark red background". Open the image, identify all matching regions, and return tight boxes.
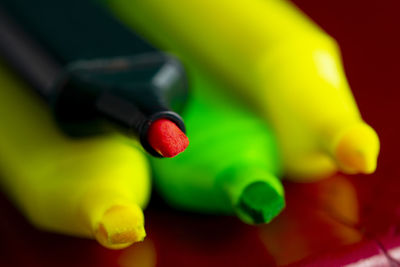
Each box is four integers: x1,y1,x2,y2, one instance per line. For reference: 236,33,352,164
0,0,399,266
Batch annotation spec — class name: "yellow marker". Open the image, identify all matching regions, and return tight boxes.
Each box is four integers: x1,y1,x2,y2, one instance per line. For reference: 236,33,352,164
0,64,151,249
107,0,380,180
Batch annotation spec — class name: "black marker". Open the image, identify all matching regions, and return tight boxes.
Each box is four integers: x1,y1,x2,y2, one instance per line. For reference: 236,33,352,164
0,0,189,158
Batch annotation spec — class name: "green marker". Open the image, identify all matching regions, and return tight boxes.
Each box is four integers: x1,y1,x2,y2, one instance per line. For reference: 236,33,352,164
150,64,284,224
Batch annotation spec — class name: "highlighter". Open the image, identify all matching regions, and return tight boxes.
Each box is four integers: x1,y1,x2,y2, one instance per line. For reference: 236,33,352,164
150,63,284,224
0,63,151,249
107,0,380,180
0,0,189,158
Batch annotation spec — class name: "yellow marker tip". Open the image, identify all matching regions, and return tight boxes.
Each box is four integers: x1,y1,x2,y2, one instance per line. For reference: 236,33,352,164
335,123,380,174
94,204,146,249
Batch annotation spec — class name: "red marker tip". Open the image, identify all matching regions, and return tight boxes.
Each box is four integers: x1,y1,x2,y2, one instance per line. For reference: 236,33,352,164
147,118,189,157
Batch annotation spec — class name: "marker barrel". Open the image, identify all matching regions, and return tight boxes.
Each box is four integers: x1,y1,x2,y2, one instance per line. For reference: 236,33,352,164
0,64,151,249
108,0,380,177
151,65,284,224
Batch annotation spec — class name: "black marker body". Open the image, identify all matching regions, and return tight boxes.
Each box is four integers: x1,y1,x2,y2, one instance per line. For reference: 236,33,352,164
0,0,188,157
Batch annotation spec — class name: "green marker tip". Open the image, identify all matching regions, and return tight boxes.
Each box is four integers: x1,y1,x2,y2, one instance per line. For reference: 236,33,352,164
236,182,285,224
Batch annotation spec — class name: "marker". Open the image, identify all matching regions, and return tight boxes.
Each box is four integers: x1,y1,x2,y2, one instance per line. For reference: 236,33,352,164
0,0,189,158
107,0,380,179
150,63,284,224
0,64,151,249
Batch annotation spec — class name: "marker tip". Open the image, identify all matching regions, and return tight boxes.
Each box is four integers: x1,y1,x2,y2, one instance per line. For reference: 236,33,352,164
94,205,146,249
335,123,380,174
147,118,189,157
236,181,285,224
